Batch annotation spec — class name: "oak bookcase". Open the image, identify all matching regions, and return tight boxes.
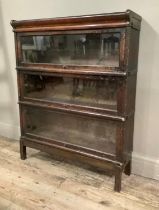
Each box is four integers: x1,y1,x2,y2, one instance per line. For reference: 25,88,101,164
11,10,141,191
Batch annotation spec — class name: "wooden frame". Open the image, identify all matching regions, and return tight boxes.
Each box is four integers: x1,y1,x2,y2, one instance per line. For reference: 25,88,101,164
11,10,141,192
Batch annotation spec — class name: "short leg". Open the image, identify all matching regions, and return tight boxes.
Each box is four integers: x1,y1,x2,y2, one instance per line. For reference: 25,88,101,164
20,140,27,160
114,167,122,192
124,160,131,176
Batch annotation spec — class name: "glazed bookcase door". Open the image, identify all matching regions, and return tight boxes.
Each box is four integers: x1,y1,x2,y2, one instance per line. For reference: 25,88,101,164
19,72,120,112
17,29,126,70
21,105,121,158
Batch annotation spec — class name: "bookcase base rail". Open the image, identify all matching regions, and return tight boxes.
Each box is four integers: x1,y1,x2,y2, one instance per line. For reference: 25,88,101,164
20,137,131,192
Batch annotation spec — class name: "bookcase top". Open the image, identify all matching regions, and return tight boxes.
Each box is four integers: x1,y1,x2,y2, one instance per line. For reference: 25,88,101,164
11,10,142,32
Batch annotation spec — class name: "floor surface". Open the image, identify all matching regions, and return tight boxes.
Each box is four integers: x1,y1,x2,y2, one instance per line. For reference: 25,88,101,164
0,136,159,210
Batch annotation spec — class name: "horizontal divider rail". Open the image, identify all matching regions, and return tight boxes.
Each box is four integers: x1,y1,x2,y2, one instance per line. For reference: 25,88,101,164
21,136,123,167
24,133,116,160
16,65,128,77
19,100,127,122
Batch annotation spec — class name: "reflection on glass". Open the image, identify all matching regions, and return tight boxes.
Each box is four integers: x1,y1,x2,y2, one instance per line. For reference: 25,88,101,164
21,33,120,67
25,107,116,154
24,74,117,110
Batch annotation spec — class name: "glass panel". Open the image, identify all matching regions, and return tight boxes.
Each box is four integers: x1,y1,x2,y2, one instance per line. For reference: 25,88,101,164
24,107,116,154
21,33,120,67
23,74,117,110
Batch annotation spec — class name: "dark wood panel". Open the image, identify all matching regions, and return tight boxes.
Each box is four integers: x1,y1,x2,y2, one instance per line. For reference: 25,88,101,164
21,136,123,169
11,10,141,32
19,101,127,122
17,65,127,76
25,133,116,160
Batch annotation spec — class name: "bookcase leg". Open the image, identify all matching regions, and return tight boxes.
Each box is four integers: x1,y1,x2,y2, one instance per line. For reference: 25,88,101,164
114,167,122,192
124,160,131,176
20,141,27,160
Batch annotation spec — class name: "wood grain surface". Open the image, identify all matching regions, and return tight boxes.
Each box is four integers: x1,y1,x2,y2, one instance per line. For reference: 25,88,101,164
0,136,158,210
